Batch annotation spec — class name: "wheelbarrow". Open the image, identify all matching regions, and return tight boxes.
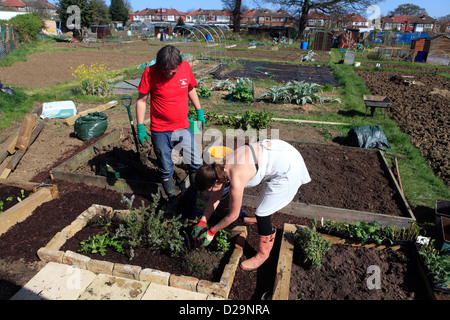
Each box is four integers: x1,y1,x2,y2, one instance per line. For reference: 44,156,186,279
363,95,391,119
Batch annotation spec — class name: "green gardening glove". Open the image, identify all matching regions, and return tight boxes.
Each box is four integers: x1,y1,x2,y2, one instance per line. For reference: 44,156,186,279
137,123,149,146
196,109,205,128
200,227,217,247
191,220,207,239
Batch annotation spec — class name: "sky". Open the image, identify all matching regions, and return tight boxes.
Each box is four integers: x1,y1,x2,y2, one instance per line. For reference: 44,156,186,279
125,0,449,19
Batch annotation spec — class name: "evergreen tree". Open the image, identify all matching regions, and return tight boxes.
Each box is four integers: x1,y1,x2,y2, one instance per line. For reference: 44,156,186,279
110,0,129,24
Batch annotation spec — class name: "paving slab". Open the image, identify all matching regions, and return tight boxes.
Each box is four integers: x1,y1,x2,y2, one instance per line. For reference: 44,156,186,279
141,283,208,300
78,273,149,300
10,262,96,300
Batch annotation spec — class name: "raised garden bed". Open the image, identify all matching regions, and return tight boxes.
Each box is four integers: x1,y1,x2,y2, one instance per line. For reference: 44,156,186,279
244,141,415,228
36,204,247,299
50,130,415,228
273,223,435,300
0,179,58,236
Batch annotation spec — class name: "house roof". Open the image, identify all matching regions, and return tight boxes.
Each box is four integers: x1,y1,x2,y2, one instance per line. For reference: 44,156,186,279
341,13,367,22
429,34,450,41
186,9,231,17
134,8,184,16
1,0,26,7
26,0,57,9
307,10,330,20
242,9,292,18
382,15,409,23
408,15,435,24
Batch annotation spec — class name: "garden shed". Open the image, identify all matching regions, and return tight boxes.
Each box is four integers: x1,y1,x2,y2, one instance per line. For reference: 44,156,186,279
139,22,155,37
90,25,111,39
426,34,450,66
411,37,430,62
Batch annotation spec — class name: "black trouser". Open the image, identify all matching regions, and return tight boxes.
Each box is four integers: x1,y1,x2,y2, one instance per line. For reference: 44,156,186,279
256,215,273,236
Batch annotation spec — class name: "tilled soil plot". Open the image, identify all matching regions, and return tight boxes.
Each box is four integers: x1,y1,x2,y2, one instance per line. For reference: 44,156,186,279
289,243,430,300
355,70,450,186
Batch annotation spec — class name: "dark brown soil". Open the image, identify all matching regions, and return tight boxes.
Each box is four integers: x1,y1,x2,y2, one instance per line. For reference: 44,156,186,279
76,134,408,217
289,243,431,300
60,219,233,282
355,70,450,186
0,186,33,212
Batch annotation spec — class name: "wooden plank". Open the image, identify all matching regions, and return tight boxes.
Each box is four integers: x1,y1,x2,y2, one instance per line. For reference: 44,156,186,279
0,187,55,236
272,223,296,300
64,100,118,126
242,194,414,228
6,121,45,171
6,131,19,154
15,113,36,150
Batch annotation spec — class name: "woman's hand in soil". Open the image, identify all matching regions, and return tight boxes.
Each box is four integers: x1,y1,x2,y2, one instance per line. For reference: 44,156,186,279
191,219,207,239
200,227,217,247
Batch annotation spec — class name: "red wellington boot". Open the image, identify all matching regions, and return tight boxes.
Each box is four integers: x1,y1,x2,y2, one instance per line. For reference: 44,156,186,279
240,230,276,271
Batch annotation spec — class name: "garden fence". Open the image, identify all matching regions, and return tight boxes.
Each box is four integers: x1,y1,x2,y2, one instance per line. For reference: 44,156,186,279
0,25,17,60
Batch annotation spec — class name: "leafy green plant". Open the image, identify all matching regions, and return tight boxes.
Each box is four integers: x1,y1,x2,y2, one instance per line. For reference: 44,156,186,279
115,190,189,259
259,81,341,106
196,86,212,98
211,79,235,91
79,233,125,256
213,229,231,252
320,219,424,245
228,78,254,103
294,221,332,269
417,240,450,288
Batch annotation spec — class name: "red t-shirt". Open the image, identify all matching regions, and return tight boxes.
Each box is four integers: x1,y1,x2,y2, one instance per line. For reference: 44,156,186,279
137,61,197,132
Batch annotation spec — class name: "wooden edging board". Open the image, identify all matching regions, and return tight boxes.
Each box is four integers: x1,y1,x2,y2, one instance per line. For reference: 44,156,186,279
37,204,247,299
272,223,436,300
49,128,163,197
0,179,59,236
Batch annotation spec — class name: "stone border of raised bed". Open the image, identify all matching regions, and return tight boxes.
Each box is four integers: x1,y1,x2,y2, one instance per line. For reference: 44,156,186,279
0,179,59,236
36,204,247,299
272,223,436,300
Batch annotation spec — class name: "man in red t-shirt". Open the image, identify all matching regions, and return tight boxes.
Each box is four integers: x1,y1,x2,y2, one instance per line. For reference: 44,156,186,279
136,45,204,214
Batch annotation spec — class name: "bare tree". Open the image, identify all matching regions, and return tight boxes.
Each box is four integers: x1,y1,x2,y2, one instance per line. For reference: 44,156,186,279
222,0,249,32
264,0,380,35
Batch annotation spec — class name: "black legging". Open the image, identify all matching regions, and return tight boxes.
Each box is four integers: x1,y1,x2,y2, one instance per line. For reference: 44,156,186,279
256,215,273,236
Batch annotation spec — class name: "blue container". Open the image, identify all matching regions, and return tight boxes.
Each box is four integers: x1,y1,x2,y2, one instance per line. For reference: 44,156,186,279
206,34,211,41
301,41,307,50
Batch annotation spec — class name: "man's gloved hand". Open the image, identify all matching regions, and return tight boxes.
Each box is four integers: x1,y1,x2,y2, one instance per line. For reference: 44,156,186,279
191,219,207,239
196,109,205,127
200,227,217,247
137,123,149,146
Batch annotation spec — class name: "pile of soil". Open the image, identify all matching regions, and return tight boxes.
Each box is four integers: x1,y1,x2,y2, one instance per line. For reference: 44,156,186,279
289,243,431,300
355,70,449,186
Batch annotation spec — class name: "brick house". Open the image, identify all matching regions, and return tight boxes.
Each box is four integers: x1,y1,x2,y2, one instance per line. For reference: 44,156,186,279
241,9,294,27
0,0,26,11
306,10,331,29
132,8,185,23
185,9,232,25
381,15,436,32
337,13,369,29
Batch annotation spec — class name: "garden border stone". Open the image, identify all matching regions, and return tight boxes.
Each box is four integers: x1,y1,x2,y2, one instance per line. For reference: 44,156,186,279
37,204,247,299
